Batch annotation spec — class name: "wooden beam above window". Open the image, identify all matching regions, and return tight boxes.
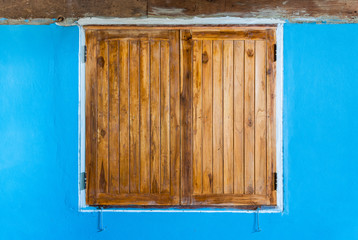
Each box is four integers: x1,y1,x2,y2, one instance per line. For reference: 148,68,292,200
1,0,358,23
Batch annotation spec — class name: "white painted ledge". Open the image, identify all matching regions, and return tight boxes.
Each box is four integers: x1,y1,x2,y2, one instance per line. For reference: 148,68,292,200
77,17,284,25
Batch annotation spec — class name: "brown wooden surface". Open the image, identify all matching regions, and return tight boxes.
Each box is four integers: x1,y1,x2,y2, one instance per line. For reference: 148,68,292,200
108,41,120,194
85,30,97,205
266,29,277,205
86,27,277,207
86,29,180,205
119,40,130,193
244,40,255,195
180,30,193,205
4,0,358,22
169,31,181,198
139,40,150,193
212,40,223,194
129,40,140,193
223,40,234,194
233,40,244,195
97,38,109,194
202,40,213,194
192,39,203,195
181,28,276,206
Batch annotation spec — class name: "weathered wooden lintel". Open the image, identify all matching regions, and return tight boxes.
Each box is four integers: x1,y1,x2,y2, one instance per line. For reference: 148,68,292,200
1,0,357,24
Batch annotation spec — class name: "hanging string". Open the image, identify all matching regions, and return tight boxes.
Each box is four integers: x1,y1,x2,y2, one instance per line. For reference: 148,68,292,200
254,207,261,232
98,207,105,232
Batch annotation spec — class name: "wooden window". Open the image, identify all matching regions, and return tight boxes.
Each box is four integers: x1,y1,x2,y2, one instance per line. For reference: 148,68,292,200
85,26,276,208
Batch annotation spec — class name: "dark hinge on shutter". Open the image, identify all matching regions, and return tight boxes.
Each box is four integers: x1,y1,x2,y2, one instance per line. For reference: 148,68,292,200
84,45,87,63
274,44,277,62
273,172,277,190
80,172,87,190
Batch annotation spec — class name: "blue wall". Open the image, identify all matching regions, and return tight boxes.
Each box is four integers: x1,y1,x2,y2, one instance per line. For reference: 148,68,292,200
1,24,358,239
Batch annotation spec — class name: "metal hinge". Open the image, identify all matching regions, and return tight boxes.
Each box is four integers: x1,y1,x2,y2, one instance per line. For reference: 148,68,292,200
274,44,277,62
80,172,87,190
273,172,277,190
83,45,87,63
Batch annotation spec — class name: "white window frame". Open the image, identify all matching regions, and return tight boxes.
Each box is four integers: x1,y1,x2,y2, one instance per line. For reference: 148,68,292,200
77,18,284,213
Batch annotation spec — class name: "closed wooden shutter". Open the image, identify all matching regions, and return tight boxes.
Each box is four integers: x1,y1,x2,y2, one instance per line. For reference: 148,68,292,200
181,28,276,206
86,27,276,207
85,29,180,206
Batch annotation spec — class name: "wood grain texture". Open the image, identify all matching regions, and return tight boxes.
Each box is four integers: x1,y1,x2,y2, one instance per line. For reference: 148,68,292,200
160,41,171,193
223,40,234,194
119,40,130,194
212,40,223,194
85,30,97,205
139,40,151,193
169,31,180,199
254,40,267,195
2,0,358,22
184,29,276,206
108,41,120,194
150,41,161,194
191,194,270,206
148,0,358,22
192,40,203,195
86,29,181,206
244,40,255,195
86,27,277,207
129,40,140,193
202,40,213,194
180,30,193,204
97,39,109,194
266,29,277,205
233,40,245,195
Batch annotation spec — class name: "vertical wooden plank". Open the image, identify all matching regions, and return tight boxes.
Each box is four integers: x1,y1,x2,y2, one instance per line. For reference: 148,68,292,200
202,40,213,194
160,41,171,193
223,40,234,194
267,30,277,204
139,40,151,193
169,31,180,201
119,40,129,193
244,40,255,194
108,41,120,194
129,40,140,193
97,39,109,194
85,31,97,204
255,40,267,195
180,30,193,204
212,40,223,194
233,40,245,194
150,41,161,194
192,40,203,194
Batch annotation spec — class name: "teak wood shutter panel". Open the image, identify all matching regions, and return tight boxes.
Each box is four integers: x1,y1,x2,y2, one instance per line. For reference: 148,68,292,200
86,27,276,207
85,29,181,206
181,28,276,206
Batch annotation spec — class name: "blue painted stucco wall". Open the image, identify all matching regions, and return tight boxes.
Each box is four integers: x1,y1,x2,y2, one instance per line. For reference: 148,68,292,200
1,24,358,239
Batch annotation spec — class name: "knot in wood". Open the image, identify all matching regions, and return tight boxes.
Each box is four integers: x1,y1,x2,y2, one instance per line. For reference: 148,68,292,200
248,119,253,127
100,129,106,137
202,51,209,63
247,49,254,57
97,56,105,68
